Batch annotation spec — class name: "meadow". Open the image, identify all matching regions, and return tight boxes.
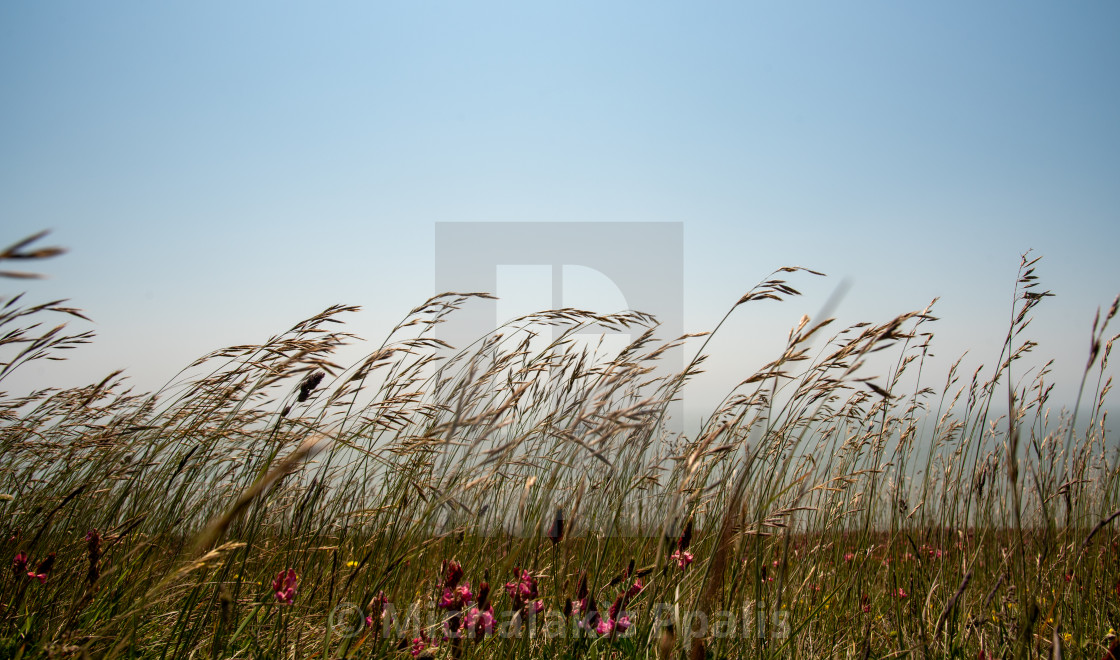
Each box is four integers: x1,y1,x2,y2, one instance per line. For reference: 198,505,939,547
1,231,1118,659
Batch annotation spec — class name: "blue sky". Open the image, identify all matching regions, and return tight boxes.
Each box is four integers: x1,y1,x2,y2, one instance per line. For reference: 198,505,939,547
2,2,1118,421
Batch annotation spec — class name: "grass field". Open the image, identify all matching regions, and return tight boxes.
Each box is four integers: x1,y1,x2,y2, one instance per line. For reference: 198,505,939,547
1,232,1118,659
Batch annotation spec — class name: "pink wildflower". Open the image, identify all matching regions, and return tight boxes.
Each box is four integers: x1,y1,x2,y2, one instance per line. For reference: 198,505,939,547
439,583,474,610
598,593,636,636
668,519,694,569
504,568,539,602
575,593,600,631
442,560,464,589
595,618,613,635
465,604,496,638
12,552,28,576
366,591,390,629
503,567,543,617
410,630,434,657
27,553,54,584
272,568,298,605
571,571,589,620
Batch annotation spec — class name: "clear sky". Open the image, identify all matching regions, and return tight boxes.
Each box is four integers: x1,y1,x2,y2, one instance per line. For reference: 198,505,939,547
2,2,1118,422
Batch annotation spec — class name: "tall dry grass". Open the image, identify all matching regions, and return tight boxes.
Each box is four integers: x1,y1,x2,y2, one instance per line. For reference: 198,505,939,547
1,232,1117,659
